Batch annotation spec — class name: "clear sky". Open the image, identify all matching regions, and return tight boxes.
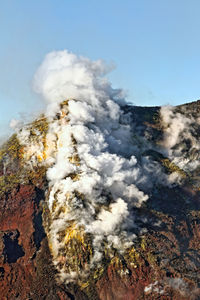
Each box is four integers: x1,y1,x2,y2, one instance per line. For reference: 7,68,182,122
1,0,200,137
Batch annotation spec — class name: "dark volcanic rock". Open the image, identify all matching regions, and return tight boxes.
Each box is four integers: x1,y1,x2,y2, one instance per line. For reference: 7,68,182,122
3,230,25,263
0,101,200,299
0,160,72,299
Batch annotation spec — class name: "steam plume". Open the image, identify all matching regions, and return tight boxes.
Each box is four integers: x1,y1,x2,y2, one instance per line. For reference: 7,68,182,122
160,105,200,171
17,50,182,283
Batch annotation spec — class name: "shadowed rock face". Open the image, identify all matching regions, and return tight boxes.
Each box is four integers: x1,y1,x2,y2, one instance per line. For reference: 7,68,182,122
0,101,200,299
3,230,25,263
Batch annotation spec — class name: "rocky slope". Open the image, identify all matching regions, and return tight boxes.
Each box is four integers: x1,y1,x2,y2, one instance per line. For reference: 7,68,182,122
0,100,200,299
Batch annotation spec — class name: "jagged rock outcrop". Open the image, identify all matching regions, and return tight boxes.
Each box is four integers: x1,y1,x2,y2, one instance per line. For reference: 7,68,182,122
0,101,200,299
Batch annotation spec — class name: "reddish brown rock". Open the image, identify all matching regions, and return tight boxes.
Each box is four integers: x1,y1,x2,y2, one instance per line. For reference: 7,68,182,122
1,102,200,299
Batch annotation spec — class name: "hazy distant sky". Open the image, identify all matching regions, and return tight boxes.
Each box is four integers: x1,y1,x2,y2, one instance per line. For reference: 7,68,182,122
1,0,200,137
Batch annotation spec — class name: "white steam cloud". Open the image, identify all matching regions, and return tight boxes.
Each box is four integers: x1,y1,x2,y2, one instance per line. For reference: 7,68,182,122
33,50,125,117
18,50,182,283
160,105,200,171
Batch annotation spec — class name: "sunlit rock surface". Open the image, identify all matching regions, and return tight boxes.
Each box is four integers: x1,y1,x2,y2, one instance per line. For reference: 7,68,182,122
0,100,200,299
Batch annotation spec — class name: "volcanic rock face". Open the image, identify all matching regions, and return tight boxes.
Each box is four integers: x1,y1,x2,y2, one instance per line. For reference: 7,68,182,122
0,100,200,299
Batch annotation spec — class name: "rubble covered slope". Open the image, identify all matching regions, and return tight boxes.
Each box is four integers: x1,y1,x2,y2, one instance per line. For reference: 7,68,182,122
0,100,200,299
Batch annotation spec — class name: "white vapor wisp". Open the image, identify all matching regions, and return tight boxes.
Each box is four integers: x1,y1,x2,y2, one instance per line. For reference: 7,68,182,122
18,50,181,283
160,105,200,171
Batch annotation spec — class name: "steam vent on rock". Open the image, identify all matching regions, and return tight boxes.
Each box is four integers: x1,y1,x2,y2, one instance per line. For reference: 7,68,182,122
1,98,200,300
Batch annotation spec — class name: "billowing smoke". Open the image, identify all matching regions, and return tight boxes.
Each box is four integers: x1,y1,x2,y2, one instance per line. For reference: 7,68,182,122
17,50,182,283
160,106,191,149
160,105,200,171
33,50,125,117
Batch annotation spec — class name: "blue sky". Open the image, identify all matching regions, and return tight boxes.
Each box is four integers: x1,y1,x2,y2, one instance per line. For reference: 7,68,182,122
1,0,200,136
